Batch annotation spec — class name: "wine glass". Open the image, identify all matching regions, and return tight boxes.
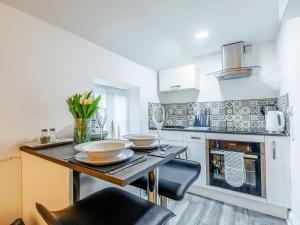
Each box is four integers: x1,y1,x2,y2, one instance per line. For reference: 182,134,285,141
96,108,107,140
152,105,165,153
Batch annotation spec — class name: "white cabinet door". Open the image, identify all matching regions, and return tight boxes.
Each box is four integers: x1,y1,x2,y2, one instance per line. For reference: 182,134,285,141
185,141,206,187
149,130,205,186
183,132,206,187
149,130,185,157
265,136,291,208
159,65,199,92
160,130,183,142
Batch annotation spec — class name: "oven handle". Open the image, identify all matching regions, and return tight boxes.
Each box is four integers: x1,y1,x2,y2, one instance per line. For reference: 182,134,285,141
210,149,260,160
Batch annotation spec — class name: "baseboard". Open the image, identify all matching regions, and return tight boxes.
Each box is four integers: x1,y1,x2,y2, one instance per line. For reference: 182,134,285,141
287,210,300,225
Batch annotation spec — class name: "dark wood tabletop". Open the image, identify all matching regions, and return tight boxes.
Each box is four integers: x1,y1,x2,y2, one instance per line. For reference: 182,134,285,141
20,144,186,186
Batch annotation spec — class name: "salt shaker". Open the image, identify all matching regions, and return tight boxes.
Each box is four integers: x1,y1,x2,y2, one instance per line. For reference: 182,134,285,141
49,128,57,143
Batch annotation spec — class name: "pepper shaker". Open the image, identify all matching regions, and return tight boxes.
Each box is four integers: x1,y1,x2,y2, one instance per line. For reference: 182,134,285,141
40,129,48,144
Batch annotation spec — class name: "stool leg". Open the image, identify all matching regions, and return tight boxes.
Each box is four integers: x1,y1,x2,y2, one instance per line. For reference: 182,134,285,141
160,196,168,208
160,196,170,225
139,189,147,199
73,170,80,203
147,168,159,204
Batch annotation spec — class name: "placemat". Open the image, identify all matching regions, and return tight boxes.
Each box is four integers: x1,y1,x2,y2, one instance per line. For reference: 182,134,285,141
147,145,176,158
69,154,143,173
130,148,158,153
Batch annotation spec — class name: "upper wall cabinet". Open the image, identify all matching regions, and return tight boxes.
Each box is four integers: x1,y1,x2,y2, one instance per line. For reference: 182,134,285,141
159,65,199,92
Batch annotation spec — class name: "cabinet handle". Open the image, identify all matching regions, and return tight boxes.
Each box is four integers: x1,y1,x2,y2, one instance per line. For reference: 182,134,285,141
169,85,181,90
191,136,201,140
272,141,277,160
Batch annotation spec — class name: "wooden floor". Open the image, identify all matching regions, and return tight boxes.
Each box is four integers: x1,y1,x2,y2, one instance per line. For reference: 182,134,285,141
80,175,287,225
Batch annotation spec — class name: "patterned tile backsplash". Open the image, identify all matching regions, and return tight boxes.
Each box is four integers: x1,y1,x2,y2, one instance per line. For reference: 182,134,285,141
149,94,289,132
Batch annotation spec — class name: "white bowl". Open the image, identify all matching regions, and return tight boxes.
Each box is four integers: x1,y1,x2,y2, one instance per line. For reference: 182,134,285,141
76,140,128,160
123,134,157,147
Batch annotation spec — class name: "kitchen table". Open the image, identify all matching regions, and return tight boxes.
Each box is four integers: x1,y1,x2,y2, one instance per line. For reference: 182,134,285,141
20,143,186,204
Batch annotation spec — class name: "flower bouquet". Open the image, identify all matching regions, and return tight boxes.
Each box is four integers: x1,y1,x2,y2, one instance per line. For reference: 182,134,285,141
67,91,100,144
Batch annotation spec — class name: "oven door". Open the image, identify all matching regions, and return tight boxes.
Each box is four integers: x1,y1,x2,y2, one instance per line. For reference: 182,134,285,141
208,149,265,198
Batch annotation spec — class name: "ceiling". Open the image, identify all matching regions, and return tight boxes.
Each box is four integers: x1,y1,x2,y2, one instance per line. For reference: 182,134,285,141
282,0,300,21
0,0,280,70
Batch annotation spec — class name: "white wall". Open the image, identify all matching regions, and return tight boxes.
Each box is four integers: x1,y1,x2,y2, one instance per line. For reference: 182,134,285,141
277,17,300,225
0,3,158,224
159,41,280,103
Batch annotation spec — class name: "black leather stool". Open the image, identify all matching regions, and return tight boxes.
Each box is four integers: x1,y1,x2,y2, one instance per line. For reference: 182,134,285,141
36,187,174,225
131,159,201,204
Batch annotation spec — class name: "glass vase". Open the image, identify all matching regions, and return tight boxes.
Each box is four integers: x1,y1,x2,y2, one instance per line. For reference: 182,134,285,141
74,118,91,145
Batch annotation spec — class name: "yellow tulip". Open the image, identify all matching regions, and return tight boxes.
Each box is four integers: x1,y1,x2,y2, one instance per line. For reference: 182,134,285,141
84,99,89,105
87,97,93,104
79,97,85,105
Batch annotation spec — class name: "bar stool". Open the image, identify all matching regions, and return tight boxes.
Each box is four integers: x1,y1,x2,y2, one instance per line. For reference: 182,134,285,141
131,159,201,206
36,187,174,225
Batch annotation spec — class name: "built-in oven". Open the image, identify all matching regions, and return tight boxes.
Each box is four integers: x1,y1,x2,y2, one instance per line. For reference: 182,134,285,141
206,139,266,198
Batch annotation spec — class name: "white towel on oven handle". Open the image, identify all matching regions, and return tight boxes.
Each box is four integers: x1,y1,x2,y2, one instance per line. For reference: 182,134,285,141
224,151,246,188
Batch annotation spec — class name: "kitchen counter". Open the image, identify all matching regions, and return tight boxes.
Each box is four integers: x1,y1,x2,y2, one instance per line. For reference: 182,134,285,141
150,126,290,219
149,127,287,137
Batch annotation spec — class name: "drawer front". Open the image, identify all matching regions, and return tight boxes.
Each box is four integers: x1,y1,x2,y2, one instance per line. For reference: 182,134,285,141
148,130,183,142
183,132,205,143
205,133,264,142
161,130,183,141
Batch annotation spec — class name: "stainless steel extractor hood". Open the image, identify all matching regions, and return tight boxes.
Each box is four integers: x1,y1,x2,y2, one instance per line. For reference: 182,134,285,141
208,41,260,80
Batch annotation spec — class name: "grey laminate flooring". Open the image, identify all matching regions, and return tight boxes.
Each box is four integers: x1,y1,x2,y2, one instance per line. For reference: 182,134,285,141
80,175,287,225
168,194,287,225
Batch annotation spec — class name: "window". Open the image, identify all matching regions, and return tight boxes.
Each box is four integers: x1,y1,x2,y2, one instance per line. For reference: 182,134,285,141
94,85,129,136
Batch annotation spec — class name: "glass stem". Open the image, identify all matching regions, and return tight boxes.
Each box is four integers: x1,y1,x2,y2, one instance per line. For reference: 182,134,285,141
100,127,103,140
157,128,161,149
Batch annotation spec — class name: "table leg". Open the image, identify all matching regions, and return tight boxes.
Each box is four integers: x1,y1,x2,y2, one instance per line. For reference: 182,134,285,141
147,168,159,204
73,170,80,203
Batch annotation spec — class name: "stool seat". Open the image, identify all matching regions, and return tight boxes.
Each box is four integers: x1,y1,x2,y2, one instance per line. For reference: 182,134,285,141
36,187,174,225
131,159,201,201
